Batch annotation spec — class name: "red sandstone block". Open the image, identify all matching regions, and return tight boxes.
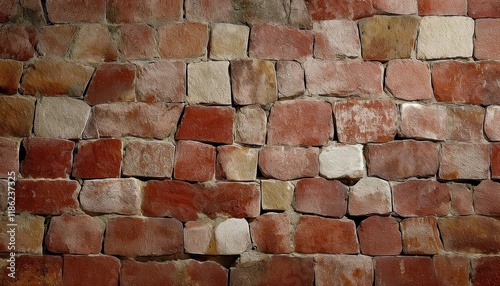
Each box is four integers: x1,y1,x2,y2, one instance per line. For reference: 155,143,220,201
386,60,432,101
199,182,261,219
446,105,485,142
230,255,314,286
418,0,466,15
439,143,490,180
295,178,348,218
399,103,447,140
118,24,158,60
0,59,22,94
268,100,333,146
36,25,77,57
216,145,258,181
63,255,120,286
358,216,402,256
71,24,118,63
231,60,277,105
295,215,358,254
46,0,105,23
158,23,208,59
401,216,443,255
493,143,500,179
16,179,79,215
305,0,376,20
0,25,35,61
315,255,373,286
107,0,182,23
259,145,319,180
433,60,500,105
486,106,500,141
366,140,439,180
374,256,438,285
80,179,141,215
93,103,183,139
468,0,500,18
334,99,397,143
313,20,361,59
249,24,313,60
475,19,500,60
373,0,417,14
438,216,500,254
393,180,450,217
173,140,215,182
184,260,229,286
20,137,74,179
276,61,305,98
176,106,234,144
184,221,213,254
85,63,136,105
250,213,293,254
0,138,19,178
2,255,62,285
304,60,383,96
185,0,234,22
45,215,104,254
72,139,122,179
474,180,500,216
434,256,470,286
123,140,175,178
0,0,16,23
473,256,500,286
136,61,185,103
449,183,474,215
0,96,35,137
104,217,183,257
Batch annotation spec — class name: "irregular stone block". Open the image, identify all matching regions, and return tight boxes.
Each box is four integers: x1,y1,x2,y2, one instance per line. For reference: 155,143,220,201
401,216,443,254
118,24,158,60
235,105,267,145
374,257,438,285
0,214,44,254
386,59,432,100
0,25,36,61
250,213,293,254
210,23,249,60
468,0,500,18
485,105,500,141
261,180,294,211
80,179,141,215
474,180,500,216
305,0,376,20
36,25,77,57
185,0,235,22
399,103,447,140
439,143,490,180
373,0,417,14
136,61,185,103
315,255,373,286
434,255,470,286
295,178,348,217
46,0,105,23
276,61,304,98
216,145,258,181
215,218,251,255
176,106,234,144
474,19,500,59
20,137,74,179
71,24,118,63
231,60,277,106
0,59,22,94
313,20,360,59
72,139,122,179
187,61,231,105
358,216,402,255
418,0,467,15
63,255,120,286
259,146,319,180
319,143,365,179
84,63,135,105
446,105,485,142
107,0,182,23
472,256,500,286
0,138,19,178
348,177,392,216
173,140,216,182
0,96,34,137
158,22,208,59
123,140,175,178
393,180,450,217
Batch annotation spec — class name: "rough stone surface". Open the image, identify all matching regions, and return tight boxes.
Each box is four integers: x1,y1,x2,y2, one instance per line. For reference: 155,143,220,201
374,257,439,285
0,214,44,254
80,179,141,215
173,140,216,182
136,61,185,103
118,24,158,60
250,213,293,254
276,61,305,98
158,22,208,59
295,178,348,217
235,105,267,145
123,140,175,178
176,106,234,144
0,96,35,137
319,143,365,179
446,105,485,142
474,19,500,60
439,143,490,180
0,25,36,61
393,180,450,217
417,16,474,59
449,183,474,215
474,180,500,216
349,177,392,216
358,216,402,255
366,140,439,180
72,139,122,179
0,0,16,23
268,100,333,146
261,180,294,211
401,216,443,255
45,215,105,254
106,0,182,23
386,59,433,100
305,0,376,20
71,24,118,63
46,0,106,23
373,0,417,14
472,257,500,286
2,255,63,286
187,61,231,105
232,0,289,25
215,218,251,255
184,221,213,254
36,25,77,57
210,23,249,60
185,0,235,23
418,0,467,15
200,182,261,219
438,216,500,254
0,59,22,94
231,60,277,106
216,145,258,181
259,146,319,180
485,105,500,141
0,138,19,178
21,137,74,179
493,144,500,179
304,60,383,96
315,255,373,286
334,99,397,144
359,16,420,61
434,255,470,286
85,63,136,105
313,20,361,59
468,0,500,18
62,255,120,286
399,103,447,140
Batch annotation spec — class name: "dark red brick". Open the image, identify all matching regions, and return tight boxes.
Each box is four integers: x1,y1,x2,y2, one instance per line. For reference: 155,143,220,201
358,216,402,256
374,256,438,286
468,0,500,18
199,182,260,219
63,255,120,286
295,178,348,217
393,180,450,217
3,255,62,286
418,0,467,15
45,215,104,254
250,213,293,254
16,179,79,215
0,138,19,178
434,255,470,286
46,0,105,23
21,138,74,179
85,63,136,105
176,106,234,144
493,143,500,179
401,217,443,255
315,255,373,286
0,25,35,61
0,0,16,23
72,139,122,179
107,0,183,23
474,180,500,216
473,256,500,286
173,140,215,182
305,0,376,20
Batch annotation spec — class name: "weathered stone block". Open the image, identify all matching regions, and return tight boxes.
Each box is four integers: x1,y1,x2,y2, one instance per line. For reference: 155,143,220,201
21,137,74,179
123,140,175,178
71,24,118,63
0,96,35,137
313,20,360,59
259,146,319,180
401,216,443,254
295,178,348,218
399,103,447,140
315,255,373,286
216,145,258,181
485,105,500,141
107,0,182,23
176,106,234,144
72,139,122,179
46,0,105,23
0,59,22,95
319,143,365,179
136,61,185,103
474,19,500,60
386,59,432,100
63,255,120,286
349,177,392,216
358,216,402,255
235,105,267,145
276,61,304,98
261,180,294,211
158,22,208,59
118,24,158,60
173,140,215,182
45,215,104,254
80,179,141,215
210,23,249,60
36,25,77,57
187,61,231,105
231,60,277,106
215,218,251,255
393,180,450,217
439,143,490,180
250,213,293,254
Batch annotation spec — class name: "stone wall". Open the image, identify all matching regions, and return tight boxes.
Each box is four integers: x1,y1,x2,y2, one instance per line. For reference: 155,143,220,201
0,0,499,285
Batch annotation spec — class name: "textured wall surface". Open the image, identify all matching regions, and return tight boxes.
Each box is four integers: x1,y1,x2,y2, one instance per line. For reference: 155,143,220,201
0,0,500,285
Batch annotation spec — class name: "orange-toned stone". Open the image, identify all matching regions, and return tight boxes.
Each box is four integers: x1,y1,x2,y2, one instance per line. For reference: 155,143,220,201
137,61,185,103
93,103,183,139
276,61,305,98
358,216,402,256
386,60,432,101
313,20,361,59
366,140,439,180
434,255,470,286
45,215,104,254
334,99,397,144
0,25,35,61
449,183,474,215
173,140,216,182
268,100,333,146
0,214,44,254
295,215,358,254
158,23,208,59
71,24,118,63
72,139,122,179
21,59,94,97
315,255,373,286
36,25,77,57
439,143,490,180
418,0,467,15
359,16,420,61
393,180,450,217
250,213,293,254
439,216,500,254
295,178,348,218
374,256,438,285
185,0,235,22
0,96,34,137
123,140,175,178
199,182,260,219
433,60,500,105
20,137,74,179
399,103,447,140
46,0,105,23
63,255,120,286
85,63,136,105
401,216,443,255
259,146,319,180
216,145,258,181
249,23,313,60
16,179,80,215
474,180,500,216
0,138,19,178
474,19,500,60
107,0,182,23
485,105,500,141
446,105,485,142
472,256,500,286
80,179,141,215
493,144,500,179
231,60,277,105
305,0,376,20
0,59,22,94
118,24,158,60
2,255,62,286
468,0,500,18
176,106,234,144
104,217,183,257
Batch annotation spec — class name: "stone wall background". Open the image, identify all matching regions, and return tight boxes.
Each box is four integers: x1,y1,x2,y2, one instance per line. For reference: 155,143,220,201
0,0,499,285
